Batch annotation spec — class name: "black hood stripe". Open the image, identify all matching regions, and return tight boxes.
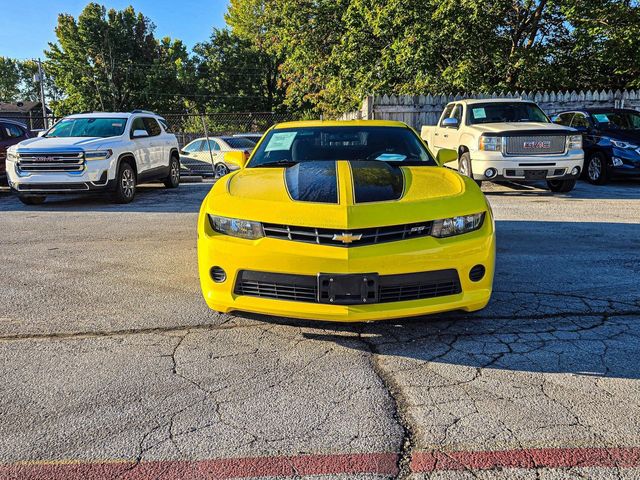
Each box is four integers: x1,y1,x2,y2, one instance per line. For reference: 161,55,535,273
349,161,405,204
285,161,338,204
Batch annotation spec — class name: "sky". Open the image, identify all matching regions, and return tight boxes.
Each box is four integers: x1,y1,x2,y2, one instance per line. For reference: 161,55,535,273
0,0,229,60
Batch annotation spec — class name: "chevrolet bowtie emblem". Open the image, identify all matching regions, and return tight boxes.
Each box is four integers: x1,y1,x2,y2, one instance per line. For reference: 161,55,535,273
332,232,363,244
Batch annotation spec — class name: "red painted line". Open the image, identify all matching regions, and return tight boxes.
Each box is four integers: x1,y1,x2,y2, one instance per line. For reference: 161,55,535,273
0,452,399,480
411,447,640,472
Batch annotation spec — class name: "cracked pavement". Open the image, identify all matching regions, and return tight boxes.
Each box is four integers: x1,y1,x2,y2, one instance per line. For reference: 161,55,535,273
0,179,639,479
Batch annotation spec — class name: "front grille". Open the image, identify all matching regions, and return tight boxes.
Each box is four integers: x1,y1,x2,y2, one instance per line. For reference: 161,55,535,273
17,152,85,172
505,136,566,156
234,269,461,304
262,221,433,247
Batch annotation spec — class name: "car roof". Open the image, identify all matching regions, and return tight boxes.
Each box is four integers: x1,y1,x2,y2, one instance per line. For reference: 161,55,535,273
273,120,409,129
64,112,163,119
452,98,534,106
0,118,28,128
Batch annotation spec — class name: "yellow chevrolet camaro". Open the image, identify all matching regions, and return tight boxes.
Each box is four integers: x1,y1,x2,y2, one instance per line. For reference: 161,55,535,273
197,120,495,322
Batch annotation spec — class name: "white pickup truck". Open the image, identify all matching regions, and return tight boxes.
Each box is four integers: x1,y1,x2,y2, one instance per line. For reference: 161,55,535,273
421,99,584,192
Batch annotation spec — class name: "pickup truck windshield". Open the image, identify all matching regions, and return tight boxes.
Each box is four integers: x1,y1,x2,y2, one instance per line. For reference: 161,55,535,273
248,126,436,167
46,118,127,138
592,111,640,130
468,103,549,125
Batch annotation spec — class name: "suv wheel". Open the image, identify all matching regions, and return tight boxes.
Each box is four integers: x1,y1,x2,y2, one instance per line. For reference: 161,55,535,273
163,155,180,188
112,162,136,204
18,195,46,205
547,179,576,193
586,152,610,185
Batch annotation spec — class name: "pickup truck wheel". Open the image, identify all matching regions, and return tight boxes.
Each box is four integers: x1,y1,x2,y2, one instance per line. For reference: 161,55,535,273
163,156,180,188
214,163,230,179
586,152,610,185
458,152,482,187
112,162,136,204
18,195,46,205
547,179,576,193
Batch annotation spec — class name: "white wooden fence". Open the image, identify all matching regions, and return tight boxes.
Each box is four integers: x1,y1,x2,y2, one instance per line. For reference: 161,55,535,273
340,90,640,130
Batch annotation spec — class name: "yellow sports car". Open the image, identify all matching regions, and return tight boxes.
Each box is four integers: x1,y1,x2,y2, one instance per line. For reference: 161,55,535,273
197,120,495,322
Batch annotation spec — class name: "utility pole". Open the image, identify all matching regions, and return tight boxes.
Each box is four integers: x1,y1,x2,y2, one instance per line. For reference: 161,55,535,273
35,59,48,129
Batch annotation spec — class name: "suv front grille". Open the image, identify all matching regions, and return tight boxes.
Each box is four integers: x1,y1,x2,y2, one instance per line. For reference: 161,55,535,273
234,270,461,304
262,221,433,247
17,152,85,172
505,136,566,156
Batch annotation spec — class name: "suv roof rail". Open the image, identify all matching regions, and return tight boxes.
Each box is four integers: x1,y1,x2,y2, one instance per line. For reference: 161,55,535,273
131,109,156,115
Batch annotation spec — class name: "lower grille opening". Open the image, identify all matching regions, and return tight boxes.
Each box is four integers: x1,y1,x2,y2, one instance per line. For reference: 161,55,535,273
18,183,89,192
234,269,462,304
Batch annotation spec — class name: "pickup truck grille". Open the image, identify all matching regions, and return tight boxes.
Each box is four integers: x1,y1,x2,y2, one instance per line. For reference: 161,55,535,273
17,152,85,173
505,136,566,156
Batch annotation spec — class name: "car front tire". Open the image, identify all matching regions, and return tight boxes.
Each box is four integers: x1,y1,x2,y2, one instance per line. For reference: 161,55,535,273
112,162,136,204
458,152,482,187
214,163,230,179
586,152,610,185
547,179,576,193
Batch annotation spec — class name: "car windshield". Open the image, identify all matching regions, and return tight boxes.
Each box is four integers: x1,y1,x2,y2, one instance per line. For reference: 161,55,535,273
248,126,436,167
592,111,640,130
467,103,549,125
46,118,127,138
222,137,256,149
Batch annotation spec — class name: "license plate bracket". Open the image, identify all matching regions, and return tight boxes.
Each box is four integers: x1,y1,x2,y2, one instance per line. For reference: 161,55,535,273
524,169,548,180
318,273,379,305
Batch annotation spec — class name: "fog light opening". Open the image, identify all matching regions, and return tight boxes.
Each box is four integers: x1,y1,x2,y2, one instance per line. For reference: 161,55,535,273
571,166,581,176
612,157,623,167
484,168,498,179
210,266,227,283
469,265,486,282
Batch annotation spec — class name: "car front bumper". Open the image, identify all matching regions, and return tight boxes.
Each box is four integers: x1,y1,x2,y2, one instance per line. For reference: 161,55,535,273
197,215,496,322
469,150,584,182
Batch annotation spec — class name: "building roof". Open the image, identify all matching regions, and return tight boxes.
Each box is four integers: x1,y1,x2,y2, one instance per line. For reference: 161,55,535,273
0,101,47,113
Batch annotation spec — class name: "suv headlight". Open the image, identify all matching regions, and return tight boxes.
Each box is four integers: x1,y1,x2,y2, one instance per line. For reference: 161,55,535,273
84,149,113,160
610,139,639,150
6,151,18,161
567,135,583,150
208,215,264,240
432,213,485,238
479,136,502,152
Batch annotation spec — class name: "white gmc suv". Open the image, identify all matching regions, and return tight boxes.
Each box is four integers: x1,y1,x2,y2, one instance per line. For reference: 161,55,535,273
421,99,584,193
6,111,180,205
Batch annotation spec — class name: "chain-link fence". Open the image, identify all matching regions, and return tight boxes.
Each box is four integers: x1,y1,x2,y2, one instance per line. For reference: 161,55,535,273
0,111,299,147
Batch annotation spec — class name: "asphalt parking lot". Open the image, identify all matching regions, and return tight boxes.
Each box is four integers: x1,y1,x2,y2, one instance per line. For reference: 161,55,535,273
0,179,639,479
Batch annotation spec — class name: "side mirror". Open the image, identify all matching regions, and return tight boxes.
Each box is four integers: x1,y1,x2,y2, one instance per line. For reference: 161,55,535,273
132,129,149,139
436,148,458,167
442,118,459,128
224,150,248,169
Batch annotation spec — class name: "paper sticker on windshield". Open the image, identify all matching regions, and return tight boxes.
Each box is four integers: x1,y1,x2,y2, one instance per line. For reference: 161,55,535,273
593,114,610,123
265,132,297,151
472,108,487,119
112,122,123,127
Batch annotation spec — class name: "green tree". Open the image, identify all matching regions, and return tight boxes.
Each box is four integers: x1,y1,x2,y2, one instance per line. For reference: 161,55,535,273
45,3,193,114
0,57,22,102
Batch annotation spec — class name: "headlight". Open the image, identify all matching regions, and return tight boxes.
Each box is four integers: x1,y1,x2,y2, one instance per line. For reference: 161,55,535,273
208,215,264,240
479,136,502,152
84,149,113,160
610,139,639,150
567,135,582,150
6,151,18,161
432,212,485,238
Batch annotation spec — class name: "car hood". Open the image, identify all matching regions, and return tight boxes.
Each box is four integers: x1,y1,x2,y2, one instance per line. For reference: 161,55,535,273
470,122,572,134
202,160,488,229
598,129,640,143
13,136,110,152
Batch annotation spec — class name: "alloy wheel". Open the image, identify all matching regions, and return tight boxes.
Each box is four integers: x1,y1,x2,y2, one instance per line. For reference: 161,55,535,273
122,169,135,198
171,160,180,183
588,157,602,181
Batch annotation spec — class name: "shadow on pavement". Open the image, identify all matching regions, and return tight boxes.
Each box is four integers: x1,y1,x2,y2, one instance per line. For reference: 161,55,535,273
483,178,640,199
232,220,640,379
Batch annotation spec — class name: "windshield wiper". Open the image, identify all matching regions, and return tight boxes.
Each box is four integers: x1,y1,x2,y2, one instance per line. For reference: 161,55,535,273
254,160,298,168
